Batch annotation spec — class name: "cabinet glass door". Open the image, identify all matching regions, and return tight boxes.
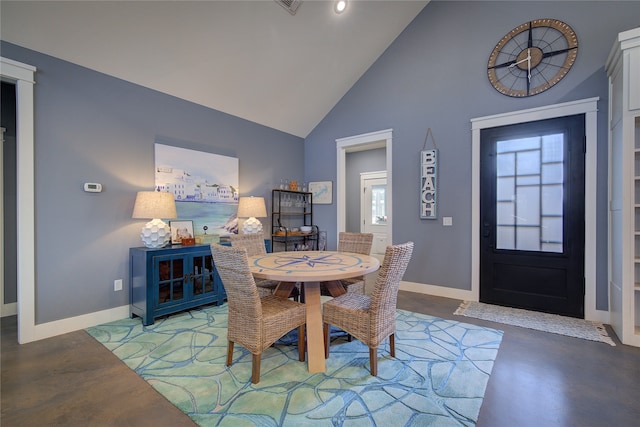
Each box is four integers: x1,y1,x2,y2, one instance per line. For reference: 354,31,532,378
156,257,184,305
192,254,215,296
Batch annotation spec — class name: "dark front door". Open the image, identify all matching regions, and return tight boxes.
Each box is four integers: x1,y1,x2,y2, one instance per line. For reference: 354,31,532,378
480,115,585,318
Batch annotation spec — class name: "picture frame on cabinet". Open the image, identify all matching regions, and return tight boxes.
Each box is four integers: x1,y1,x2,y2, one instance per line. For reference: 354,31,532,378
170,220,194,244
309,181,332,204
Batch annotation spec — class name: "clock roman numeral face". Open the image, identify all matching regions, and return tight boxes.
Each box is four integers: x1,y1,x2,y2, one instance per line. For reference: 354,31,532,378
487,19,578,97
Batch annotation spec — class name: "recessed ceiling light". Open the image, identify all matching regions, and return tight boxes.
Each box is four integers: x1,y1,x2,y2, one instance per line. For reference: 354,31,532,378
335,0,347,14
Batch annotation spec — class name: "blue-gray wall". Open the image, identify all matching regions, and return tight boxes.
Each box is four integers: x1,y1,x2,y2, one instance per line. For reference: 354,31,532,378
1,42,304,324
305,1,640,310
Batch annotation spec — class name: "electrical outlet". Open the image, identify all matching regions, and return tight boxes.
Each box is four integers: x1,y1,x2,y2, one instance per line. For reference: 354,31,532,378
443,217,453,226
114,279,123,291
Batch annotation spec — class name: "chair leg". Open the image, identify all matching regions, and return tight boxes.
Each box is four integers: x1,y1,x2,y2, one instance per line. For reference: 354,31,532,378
369,347,378,376
226,341,234,366
298,325,306,362
389,333,395,358
323,323,330,359
251,353,261,384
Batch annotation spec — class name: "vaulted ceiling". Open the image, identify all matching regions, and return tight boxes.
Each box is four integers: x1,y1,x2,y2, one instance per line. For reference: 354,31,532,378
1,1,429,137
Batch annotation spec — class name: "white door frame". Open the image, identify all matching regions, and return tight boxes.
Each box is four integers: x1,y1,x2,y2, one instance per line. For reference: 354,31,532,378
0,57,36,342
471,97,605,322
336,129,393,248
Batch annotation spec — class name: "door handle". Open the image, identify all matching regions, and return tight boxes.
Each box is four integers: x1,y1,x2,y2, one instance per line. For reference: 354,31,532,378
483,222,491,238
483,222,493,248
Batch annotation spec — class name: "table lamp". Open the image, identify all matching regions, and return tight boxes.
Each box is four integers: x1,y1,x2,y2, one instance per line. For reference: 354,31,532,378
132,191,177,248
237,196,267,234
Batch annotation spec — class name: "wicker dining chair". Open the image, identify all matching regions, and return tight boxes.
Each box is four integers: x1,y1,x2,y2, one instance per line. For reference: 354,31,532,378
230,233,280,298
211,244,306,384
322,241,414,376
321,232,374,296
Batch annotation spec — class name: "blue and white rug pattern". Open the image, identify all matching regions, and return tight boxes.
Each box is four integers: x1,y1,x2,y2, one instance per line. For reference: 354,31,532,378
87,306,503,426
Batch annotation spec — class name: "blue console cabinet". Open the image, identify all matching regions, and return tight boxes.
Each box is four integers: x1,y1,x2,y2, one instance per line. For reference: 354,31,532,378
130,244,225,326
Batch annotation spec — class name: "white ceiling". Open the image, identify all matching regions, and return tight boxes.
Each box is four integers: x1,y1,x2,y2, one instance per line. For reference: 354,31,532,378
1,0,429,137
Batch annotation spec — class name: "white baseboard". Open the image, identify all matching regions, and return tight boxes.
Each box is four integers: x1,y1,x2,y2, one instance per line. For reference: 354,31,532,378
400,281,475,301
29,305,130,342
588,309,611,324
1,301,17,317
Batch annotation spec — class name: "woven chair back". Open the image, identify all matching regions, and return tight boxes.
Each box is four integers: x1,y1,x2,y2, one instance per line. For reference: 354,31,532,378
369,241,414,319
338,232,374,255
229,233,267,257
210,244,263,350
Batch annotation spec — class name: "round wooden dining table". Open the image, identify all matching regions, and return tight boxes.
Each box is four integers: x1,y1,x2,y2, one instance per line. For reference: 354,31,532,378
248,250,380,373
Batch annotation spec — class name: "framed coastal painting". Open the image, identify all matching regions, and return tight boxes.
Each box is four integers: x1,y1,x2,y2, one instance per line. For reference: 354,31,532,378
309,181,332,204
155,143,239,238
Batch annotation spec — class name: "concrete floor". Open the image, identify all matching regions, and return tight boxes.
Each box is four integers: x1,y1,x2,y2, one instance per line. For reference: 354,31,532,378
2,292,640,426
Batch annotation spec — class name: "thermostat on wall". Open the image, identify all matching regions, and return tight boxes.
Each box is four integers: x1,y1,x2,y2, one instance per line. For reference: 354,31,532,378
83,183,102,193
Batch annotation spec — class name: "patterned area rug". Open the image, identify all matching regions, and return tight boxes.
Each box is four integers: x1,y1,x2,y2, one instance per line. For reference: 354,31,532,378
455,301,615,346
87,305,503,426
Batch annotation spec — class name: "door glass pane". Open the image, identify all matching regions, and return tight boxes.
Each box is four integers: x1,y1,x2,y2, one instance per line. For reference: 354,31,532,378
497,201,514,226
497,177,514,200
516,186,540,226
496,134,564,253
371,184,387,224
497,225,515,249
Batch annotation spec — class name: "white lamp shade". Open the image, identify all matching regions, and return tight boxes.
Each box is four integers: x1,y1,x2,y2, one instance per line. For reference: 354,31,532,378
237,196,267,218
132,191,177,219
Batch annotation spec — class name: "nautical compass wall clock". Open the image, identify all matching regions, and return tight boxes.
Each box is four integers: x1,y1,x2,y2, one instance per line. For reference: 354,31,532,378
487,18,578,97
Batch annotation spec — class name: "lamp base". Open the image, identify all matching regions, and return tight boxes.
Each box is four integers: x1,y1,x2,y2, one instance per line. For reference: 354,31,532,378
141,218,172,248
242,217,263,234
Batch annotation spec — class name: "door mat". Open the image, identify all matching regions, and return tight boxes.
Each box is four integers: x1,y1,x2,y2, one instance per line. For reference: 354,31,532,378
454,301,615,346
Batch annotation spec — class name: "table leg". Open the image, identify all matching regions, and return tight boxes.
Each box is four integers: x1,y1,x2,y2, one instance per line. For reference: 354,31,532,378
274,281,297,298
323,280,347,297
302,281,326,373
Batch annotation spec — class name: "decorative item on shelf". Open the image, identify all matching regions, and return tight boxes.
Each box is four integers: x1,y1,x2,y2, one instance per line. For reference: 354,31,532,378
300,226,312,234
132,191,177,248
181,237,196,246
289,180,299,191
169,220,194,245
237,196,267,234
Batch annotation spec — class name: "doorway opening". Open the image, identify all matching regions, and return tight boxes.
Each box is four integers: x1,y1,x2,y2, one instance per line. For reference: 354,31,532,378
1,56,36,343
1,81,18,318
336,129,393,252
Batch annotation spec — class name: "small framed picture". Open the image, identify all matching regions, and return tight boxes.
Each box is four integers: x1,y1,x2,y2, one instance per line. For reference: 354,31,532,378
170,220,194,245
309,181,333,204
